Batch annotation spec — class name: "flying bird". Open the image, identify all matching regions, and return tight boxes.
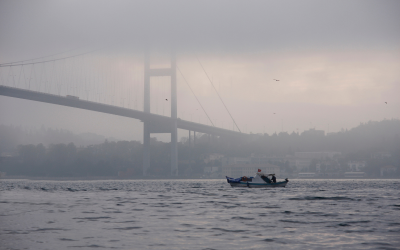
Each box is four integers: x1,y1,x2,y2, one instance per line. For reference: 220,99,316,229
385,102,387,104
273,113,276,114
165,99,168,101
273,79,280,81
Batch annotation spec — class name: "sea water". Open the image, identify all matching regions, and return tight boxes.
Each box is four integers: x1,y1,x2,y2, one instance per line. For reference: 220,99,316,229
1,179,399,250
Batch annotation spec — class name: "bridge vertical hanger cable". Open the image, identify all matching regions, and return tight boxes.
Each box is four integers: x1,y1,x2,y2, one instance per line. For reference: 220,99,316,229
66,57,69,95
43,63,47,93
153,76,156,114
57,59,61,94
100,59,103,103
157,77,160,114
73,56,78,96
104,57,106,103
177,66,214,127
0,67,4,86
54,60,58,93
4,66,8,86
7,66,13,87
91,57,94,102
104,55,112,104
95,60,98,103
112,55,115,105
130,55,133,108
17,64,24,88
196,56,242,133
133,61,137,110
86,55,90,101
28,63,34,90
136,60,139,110
126,61,129,108
134,60,136,109
2,67,7,86
12,66,16,87
33,62,38,91
162,76,165,116
157,77,159,114
0,67,3,86
135,64,138,110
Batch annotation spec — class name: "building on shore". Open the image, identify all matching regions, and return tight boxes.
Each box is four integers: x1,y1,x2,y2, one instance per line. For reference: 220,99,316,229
344,172,366,178
222,157,251,166
298,172,316,178
118,168,135,178
295,151,341,172
203,166,220,178
347,161,366,172
380,165,397,177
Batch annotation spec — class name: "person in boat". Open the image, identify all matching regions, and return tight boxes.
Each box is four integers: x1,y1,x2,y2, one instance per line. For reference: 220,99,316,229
260,174,272,183
271,175,277,183
257,169,274,183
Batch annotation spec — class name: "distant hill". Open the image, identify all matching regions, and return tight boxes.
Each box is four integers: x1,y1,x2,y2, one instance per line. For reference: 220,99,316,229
325,119,400,153
0,124,116,153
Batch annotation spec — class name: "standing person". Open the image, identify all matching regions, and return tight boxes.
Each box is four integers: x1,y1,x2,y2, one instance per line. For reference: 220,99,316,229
271,175,277,183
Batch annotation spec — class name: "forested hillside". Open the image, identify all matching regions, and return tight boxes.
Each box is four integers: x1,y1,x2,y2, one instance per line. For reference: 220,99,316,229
0,119,399,177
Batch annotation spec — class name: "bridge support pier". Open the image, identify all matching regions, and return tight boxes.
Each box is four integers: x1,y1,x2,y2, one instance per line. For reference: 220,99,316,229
143,121,150,176
143,50,178,176
143,52,150,176
171,120,178,175
170,52,178,176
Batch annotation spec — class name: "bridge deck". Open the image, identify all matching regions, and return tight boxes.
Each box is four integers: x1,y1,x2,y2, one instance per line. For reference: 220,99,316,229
0,85,247,138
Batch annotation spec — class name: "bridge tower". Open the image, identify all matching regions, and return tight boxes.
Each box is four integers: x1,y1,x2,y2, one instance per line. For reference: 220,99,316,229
143,50,178,176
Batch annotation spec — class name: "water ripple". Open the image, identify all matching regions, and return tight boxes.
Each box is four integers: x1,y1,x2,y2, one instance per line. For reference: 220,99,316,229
0,179,399,250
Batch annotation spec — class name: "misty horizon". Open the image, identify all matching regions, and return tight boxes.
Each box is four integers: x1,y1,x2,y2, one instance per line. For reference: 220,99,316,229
1,0,399,143
1,1,400,249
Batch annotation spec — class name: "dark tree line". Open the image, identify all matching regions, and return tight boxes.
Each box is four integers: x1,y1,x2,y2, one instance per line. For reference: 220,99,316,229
245,119,400,157
0,124,109,152
0,119,399,177
1,141,141,177
0,136,224,177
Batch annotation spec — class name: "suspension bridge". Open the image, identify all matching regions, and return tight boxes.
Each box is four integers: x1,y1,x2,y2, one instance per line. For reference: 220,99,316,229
0,48,249,176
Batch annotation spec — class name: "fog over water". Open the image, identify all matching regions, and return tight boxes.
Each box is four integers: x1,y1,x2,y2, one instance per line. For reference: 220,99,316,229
1,0,399,141
1,2,400,249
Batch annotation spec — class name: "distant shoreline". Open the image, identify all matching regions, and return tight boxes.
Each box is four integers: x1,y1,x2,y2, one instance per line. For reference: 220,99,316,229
2,176,399,181
1,176,216,181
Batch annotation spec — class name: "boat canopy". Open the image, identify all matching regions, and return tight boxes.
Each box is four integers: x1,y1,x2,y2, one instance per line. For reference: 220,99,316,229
256,172,275,177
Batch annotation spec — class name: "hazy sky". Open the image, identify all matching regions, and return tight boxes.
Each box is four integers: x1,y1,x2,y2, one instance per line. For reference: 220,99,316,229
1,0,399,142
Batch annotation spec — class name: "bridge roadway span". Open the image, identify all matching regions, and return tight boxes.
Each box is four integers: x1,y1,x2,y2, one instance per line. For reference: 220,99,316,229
0,85,247,138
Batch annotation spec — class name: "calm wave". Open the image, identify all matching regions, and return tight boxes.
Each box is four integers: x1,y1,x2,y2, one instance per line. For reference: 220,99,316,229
1,179,399,249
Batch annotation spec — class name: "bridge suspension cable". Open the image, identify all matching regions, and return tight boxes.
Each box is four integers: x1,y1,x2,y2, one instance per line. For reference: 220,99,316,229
196,56,241,133
0,46,91,66
177,66,214,127
1,46,243,133
0,48,104,67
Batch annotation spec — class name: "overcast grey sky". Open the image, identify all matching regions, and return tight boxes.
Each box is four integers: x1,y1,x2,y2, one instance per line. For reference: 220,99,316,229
1,0,399,141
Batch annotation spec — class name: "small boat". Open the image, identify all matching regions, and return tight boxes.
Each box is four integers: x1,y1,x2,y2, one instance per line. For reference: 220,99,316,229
226,170,289,188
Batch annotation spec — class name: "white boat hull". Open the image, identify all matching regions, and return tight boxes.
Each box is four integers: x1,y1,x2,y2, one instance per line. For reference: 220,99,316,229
229,181,288,188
